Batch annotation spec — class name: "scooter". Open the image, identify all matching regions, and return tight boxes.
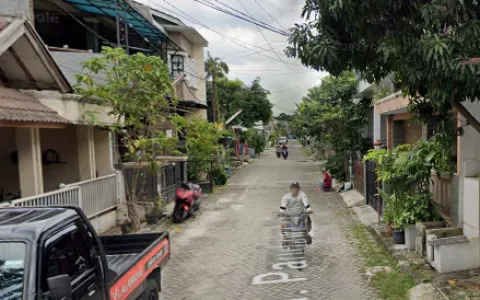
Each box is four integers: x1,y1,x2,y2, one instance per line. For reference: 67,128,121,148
281,210,312,256
282,148,289,159
171,183,202,223
276,147,282,158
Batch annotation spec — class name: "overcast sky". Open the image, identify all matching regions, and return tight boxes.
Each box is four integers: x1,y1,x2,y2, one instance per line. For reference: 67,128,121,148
138,0,328,115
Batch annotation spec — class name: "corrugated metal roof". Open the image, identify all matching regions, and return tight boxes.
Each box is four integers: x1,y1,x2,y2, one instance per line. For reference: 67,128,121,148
63,0,166,43
0,87,70,124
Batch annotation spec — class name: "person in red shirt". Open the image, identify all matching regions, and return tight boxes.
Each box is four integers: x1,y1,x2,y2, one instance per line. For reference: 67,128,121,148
320,169,332,191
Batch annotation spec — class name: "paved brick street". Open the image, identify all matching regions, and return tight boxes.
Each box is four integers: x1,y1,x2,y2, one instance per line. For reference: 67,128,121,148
161,142,377,300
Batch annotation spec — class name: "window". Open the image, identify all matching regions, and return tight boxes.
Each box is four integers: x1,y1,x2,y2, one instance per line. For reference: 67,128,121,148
41,225,95,292
171,55,185,78
0,242,26,300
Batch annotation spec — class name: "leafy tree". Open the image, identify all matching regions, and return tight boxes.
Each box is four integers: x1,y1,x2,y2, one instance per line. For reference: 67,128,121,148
287,0,480,134
238,77,273,127
205,52,229,123
297,71,371,179
76,47,179,231
275,113,292,122
207,77,273,127
180,117,223,180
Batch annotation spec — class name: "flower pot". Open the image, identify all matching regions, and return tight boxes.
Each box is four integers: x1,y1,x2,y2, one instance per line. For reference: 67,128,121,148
392,228,405,244
405,224,416,250
146,214,160,225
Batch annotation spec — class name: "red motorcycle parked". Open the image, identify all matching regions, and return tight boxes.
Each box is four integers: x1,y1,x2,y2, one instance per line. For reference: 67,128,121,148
171,183,202,223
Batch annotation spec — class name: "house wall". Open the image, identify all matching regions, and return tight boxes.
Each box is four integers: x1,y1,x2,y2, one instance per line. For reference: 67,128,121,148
27,90,115,125
458,102,480,238
2,0,31,20
375,95,409,114
169,32,193,54
40,126,80,192
404,119,423,145
192,44,206,104
0,127,20,199
94,129,114,176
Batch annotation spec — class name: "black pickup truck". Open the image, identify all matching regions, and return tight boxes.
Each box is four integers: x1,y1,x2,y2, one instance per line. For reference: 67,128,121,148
0,206,170,300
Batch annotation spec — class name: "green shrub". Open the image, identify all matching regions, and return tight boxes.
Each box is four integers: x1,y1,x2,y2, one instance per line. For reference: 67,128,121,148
212,168,228,186
325,153,346,181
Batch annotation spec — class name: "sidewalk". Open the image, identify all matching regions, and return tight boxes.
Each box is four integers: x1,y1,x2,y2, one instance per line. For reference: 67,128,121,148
339,191,446,300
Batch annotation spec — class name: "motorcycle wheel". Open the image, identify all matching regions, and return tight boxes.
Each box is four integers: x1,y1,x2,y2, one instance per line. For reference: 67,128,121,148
172,206,188,223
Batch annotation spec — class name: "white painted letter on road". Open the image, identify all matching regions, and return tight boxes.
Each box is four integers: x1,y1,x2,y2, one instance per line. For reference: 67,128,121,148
252,272,307,285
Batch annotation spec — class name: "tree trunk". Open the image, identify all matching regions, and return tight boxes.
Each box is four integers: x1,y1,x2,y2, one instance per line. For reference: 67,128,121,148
451,99,480,134
212,72,217,123
127,194,142,232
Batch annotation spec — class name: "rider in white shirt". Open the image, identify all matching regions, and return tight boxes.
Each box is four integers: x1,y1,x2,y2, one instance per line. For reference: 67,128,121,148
279,182,313,246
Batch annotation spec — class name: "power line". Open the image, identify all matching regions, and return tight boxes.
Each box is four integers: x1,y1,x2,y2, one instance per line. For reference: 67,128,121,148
222,43,286,58
235,0,297,73
157,0,299,66
154,0,281,54
193,0,289,36
252,0,287,31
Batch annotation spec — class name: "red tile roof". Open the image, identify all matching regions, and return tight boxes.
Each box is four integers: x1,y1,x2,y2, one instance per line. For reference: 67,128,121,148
0,87,70,124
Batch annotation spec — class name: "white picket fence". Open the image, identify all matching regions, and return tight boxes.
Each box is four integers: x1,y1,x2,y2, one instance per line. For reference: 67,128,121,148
1,174,119,218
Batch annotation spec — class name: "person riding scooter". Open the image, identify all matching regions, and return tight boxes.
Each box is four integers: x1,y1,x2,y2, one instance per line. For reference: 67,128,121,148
279,183,313,247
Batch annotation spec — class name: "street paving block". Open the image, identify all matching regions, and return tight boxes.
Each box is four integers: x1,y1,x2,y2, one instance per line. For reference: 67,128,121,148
160,143,377,300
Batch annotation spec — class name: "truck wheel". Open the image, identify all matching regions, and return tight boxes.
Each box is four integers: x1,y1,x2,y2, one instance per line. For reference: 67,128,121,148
139,279,159,300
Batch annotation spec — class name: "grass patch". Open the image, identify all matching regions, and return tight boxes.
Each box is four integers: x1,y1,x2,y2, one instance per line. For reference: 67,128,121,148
349,224,415,300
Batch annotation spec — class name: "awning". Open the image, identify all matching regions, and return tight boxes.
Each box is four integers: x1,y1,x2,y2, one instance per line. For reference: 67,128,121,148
0,17,72,92
0,87,70,127
62,0,166,43
177,100,208,109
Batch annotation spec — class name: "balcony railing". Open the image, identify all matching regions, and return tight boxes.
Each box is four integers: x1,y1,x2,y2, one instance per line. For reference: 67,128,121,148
1,174,119,218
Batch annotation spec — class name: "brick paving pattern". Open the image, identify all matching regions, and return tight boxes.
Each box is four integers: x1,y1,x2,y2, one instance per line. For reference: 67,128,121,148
160,142,377,300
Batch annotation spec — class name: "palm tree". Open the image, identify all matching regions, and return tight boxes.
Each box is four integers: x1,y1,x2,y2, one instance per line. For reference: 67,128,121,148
205,52,229,123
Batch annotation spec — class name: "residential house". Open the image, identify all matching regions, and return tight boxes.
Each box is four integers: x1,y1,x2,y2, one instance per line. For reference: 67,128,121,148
148,6,209,120
357,72,480,273
0,11,118,233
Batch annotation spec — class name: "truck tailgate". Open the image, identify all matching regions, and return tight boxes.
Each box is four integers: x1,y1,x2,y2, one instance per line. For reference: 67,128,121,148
101,232,170,300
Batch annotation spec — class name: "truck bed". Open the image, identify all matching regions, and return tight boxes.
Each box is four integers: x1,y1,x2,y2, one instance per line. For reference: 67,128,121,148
106,253,137,277
100,232,169,285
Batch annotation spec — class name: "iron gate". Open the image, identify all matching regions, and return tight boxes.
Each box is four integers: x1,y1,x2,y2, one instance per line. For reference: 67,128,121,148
365,160,383,215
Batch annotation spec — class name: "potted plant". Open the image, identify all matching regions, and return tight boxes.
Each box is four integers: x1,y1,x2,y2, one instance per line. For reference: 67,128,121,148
392,212,406,244
145,197,164,225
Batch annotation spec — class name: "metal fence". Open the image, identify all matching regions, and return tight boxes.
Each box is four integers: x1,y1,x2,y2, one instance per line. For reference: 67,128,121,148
2,174,119,218
66,174,118,217
11,187,80,207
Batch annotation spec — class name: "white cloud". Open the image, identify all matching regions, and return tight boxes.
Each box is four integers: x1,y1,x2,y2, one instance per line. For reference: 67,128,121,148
140,0,328,115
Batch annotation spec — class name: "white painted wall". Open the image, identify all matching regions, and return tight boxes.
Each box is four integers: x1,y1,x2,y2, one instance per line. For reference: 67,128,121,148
89,210,117,234
2,0,31,19
40,126,80,192
94,129,115,177
26,90,116,125
434,238,480,273
458,101,480,238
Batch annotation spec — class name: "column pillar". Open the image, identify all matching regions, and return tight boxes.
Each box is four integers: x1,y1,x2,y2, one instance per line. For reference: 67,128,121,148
77,126,96,180
16,127,43,197
373,105,382,142
386,115,394,150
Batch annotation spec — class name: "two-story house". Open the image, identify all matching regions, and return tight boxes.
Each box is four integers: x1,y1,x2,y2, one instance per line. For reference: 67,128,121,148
147,5,208,120
0,0,209,233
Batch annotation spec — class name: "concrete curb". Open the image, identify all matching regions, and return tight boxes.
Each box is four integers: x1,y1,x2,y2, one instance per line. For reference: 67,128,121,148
337,192,448,299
